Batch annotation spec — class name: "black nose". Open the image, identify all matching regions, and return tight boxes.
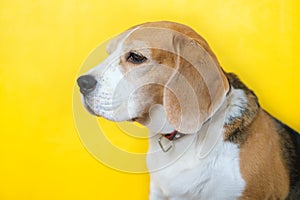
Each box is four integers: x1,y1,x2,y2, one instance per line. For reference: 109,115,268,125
77,75,97,95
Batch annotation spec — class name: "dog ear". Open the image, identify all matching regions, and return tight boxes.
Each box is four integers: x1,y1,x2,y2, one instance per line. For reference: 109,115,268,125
163,33,229,133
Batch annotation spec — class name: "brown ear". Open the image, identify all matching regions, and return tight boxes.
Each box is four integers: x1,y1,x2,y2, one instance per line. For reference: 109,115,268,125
163,33,229,133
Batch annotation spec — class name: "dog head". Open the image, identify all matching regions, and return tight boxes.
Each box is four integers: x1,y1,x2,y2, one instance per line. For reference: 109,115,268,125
77,21,229,133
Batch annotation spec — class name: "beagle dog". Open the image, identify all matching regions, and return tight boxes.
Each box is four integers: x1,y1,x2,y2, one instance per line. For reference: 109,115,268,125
77,21,300,199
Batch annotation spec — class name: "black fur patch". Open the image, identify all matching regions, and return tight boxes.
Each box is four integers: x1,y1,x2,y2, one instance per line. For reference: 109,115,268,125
223,73,259,145
274,118,300,199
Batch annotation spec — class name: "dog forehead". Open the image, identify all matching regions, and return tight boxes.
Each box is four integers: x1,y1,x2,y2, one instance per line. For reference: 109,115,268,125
123,27,175,51
137,21,201,38
121,21,213,57
121,21,193,48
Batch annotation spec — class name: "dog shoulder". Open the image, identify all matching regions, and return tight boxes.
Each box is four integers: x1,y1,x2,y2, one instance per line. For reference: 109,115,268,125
223,72,300,199
223,72,260,145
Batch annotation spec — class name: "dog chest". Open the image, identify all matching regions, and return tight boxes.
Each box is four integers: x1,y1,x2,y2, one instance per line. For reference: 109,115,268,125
148,137,246,200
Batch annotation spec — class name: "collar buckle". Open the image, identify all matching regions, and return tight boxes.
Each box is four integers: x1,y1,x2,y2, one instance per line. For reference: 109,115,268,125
158,135,174,152
158,131,185,153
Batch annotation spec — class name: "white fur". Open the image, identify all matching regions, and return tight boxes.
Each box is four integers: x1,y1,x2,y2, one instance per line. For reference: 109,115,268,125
147,89,247,200
145,104,175,135
83,28,139,121
225,87,248,124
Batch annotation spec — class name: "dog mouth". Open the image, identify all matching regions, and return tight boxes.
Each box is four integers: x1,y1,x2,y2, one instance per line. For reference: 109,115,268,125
82,97,98,116
81,94,143,122
129,117,139,122
83,102,140,122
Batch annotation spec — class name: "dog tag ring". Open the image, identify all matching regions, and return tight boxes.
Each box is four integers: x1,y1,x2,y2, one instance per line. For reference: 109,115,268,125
158,135,174,152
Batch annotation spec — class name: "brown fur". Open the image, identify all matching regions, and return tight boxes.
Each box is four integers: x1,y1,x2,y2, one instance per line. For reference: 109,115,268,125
274,117,300,199
223,73,300,199
107,21,300,199
115,21,229,133
140,21,220,65
237,109,289,199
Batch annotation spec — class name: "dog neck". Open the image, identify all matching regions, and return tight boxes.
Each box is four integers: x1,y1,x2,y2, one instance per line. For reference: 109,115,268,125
139,77,259,150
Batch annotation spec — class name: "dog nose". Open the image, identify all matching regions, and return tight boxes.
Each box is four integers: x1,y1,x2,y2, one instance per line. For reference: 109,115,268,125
77,75,97,95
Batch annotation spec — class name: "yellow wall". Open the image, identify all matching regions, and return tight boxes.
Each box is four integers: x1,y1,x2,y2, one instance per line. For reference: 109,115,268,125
1,0,299,199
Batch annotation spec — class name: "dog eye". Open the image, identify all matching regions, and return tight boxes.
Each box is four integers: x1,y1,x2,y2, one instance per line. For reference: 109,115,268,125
127,52,147,64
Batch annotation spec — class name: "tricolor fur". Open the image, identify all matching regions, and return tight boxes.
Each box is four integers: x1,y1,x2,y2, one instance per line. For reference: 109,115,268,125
77,21,300,199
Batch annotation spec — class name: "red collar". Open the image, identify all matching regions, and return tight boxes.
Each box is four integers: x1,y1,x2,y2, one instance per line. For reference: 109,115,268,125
162,130,185,141
163,130,178,141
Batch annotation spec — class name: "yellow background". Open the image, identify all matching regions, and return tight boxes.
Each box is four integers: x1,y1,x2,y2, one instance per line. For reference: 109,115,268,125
1,0,299,199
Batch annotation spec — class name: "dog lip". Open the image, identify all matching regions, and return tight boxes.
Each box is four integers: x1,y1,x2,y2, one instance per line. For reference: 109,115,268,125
86,105,97,116
83,98,98,116
129,117,138,121
80,87,96,95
